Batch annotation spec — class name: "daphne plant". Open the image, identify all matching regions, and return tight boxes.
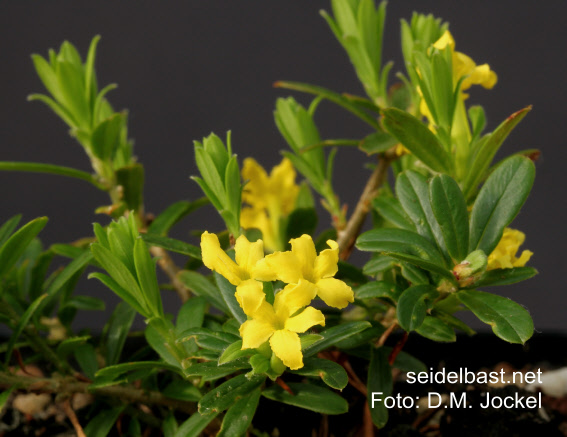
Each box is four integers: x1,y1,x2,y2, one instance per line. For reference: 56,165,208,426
0,0,539,435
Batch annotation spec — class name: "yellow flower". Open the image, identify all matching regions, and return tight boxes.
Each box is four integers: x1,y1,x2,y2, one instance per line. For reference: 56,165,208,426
236,279,324,370
487,228,533,270
258,234,354,309
241,158,300,252
200,231,271,286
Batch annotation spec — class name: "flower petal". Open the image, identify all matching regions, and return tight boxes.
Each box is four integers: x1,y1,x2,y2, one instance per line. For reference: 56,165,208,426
315,278,354,309
235,279,266,316
242,158,269,208
241,207,279,253
269,330,303,370
200,231,242,285
314,240,339,280
285,307,325,333
235,235,265,276
290,235,317,279
269,158,300,216
262,251,303,284
240,319,274,349
274,279,317,318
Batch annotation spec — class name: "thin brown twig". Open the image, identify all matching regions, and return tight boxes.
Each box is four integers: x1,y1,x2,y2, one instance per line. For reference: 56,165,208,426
62,398,87,437
337,151,395,260
275,377,295,395
362,402,375,437
375,322,398,348
150,246,191,302
388,332,409,365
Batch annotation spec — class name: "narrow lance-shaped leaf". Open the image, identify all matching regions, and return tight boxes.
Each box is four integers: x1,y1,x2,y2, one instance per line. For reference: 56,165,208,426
396,284,439,332
262,382,348,415
217,387,261,437
367,347,392,428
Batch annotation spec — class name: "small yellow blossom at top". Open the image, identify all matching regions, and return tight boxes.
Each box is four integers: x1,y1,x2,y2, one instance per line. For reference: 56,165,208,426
200,231,271,286
241,158,300,252
258,234,354,309
487,228,533,270
236,279,325,370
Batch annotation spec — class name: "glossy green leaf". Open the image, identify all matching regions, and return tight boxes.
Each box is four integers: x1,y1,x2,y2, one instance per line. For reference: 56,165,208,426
198,374,265,415
359,131,398,155
133,238,163,317
0,217,48,279
0,215,21,248
145,320,183,370
458,290,534,344
469,156,535,255
303,321,371,357
429,174,469,262
291,357,348,390
334,325,385,350
262,382,348,415
397,285,439,332
184,359,250,382
83,406,125,437
300,334,323,350
475,266,538,288
177,327,239,352
0,162,104,189
362,256,395,276
415,316,456,342
103,302,136,365
381,108,452,173
0,388,14,414
147,198,209,236
219,340,253,364
217,387,261,437
174,412,219,437
177,271,229,314
61,295,105,311
214,273,246,324
355,281,402,303
464,106,531,199
431,309,476,336
162,380,202,402
285,208,318,241
396,171,447,260
367,347,392,428
4,293,47,366
372,196,415,231
176,297,207,336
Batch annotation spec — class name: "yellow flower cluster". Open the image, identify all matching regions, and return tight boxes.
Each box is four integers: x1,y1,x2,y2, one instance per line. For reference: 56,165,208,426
200,232,354,370
240,158,299,252
487,228,533,270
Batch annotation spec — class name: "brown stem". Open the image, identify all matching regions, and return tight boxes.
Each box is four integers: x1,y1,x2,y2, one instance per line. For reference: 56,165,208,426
62,398,87,437
275,377,295,395
150,246,191,302
362,402,375,437
375,322,398,348
337,151,395,260
388,332,408,365
0,371,196,415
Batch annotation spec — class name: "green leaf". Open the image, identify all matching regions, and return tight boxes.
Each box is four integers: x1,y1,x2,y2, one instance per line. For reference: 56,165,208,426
381,108,453,173
46,250,93,304
367,347,392,428
214,273,246,324
475,267,538,288
194,146,226,207
177,271,229,314
355,281,402,303
224,155,242,219
429,174,469,262
115,164,145,214
356,228,453,280
0,388,14,414
303,321,371,357
60,295,104,312
176,297,207,336
285,208,318,241
457,290,534,344
95,361,179,382
56,336,91,359
0,217,48,279
415,316,456,342
396,285,439,331
372,196,415,231
133,238,163,317
464,106,531,199
219,340,253,364
163,380,202,402
0,215,21,248
274,81,381,130
91,113,124,160
174,412,219,437
74,343,98,379
4,293,48,366
83,406,125,437
217,387,261,437
177,327,239,352
396,171,447,260
147,198,209,236
359,131,398,155
145,320,183,370
103,302,136,365
291,357,348,390
362,256,395,276
141,233,201,260
262,382,348,415
198,374,265,415
469,156,535,255
334,325,385,350
184,359,250,382
300,334,323,350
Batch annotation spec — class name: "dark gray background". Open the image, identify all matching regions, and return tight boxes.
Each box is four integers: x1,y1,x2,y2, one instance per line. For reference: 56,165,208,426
0,2,564,333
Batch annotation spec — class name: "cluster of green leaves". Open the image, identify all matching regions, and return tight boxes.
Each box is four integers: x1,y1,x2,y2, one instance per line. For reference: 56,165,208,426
0,0,540,435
